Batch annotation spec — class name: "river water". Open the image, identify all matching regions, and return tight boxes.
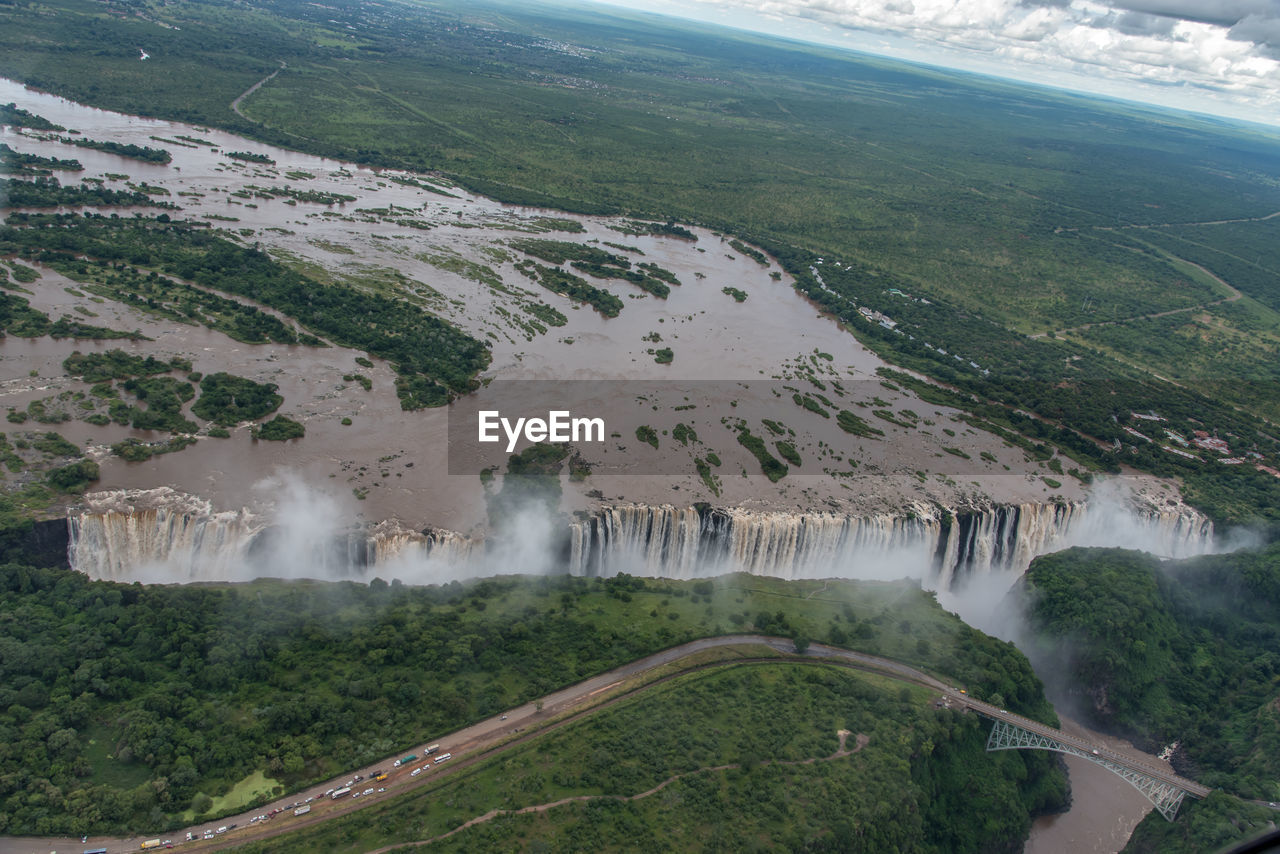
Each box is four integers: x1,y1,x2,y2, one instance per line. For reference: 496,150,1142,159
1026,714,1177,853
0,75,1153,535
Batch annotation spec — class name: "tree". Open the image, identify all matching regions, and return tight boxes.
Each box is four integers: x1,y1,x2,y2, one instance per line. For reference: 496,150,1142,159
793,635,810,655
190,792,212,815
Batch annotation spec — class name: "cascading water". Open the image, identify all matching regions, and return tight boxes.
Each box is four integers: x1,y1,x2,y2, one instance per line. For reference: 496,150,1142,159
67,488,482,583
66,486,1217,588
69,488,261,582
566,500,1216,588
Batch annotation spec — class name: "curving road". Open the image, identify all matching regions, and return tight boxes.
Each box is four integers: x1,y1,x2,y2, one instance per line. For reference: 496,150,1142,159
0,635,1210,854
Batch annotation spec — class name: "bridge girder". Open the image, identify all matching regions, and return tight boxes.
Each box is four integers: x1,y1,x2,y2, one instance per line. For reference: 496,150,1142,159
985,718,1188,821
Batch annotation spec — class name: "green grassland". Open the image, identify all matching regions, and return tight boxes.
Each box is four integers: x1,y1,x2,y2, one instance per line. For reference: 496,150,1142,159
0,564,1055,836
230,663,1066,854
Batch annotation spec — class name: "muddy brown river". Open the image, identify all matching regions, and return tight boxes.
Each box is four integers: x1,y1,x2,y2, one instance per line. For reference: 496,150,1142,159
0,75,1158,535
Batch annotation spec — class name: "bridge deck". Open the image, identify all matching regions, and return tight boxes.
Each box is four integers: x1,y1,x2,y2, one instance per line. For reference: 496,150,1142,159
967,703,1210,798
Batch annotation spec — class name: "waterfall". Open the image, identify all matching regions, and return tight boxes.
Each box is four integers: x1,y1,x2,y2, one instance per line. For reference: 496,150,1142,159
67,488,479,583
70,488,262,582
66,488,1216,588
567,499,1216,589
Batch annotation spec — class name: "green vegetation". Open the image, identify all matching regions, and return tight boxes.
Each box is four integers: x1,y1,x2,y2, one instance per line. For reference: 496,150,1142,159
251,414,305,441
7,220,316,346
342,372,372,391
192,373,283,426
523,301,568,327
486,443,570,531
1,177,171,208
1123,791,1278,854
241,183,355,205
5,260,38,283
510,239,622,267
0,103,64,131
45,459,98,493
47,315,146,341
0,143,82,175
637,261,679,286
722,286,748,302
416,249,503,289
64,136,171,164
614,221,697,241
635,425,659,448
111,435,197,461
775,440,801,465
513,259,623,317
7,0,1271,518
874,409,915,429
837,409,885,439
2,296,142,341
793,392,829,418
236,664,1065,854
652,346,673,364
737,427,787,481
0,213,490,406
728,238,769,266
695,456,720,496
226,150,274,164
0,564,1058,836
63,351,191,382
0,0,1275,519
1019,546,1280,800
119,376,197,433
511,238,670,297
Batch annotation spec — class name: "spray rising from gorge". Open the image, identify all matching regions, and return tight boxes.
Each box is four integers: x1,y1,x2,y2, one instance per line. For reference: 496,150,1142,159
66,480,1219,596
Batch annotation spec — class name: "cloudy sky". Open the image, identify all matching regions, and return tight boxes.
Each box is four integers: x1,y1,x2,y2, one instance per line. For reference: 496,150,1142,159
591,0,1280,126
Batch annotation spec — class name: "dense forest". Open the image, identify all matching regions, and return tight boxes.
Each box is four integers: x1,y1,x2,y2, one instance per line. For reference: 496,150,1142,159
1123,791,1277,854
234,664,1067,854
1017,546,1280,800
0,565,1055,836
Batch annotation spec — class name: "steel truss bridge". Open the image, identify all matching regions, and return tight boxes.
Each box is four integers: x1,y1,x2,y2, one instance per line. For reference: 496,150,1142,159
980,713,1211,820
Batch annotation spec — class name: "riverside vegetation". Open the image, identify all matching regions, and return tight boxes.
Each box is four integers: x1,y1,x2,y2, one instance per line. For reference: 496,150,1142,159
0,213,491,408
0,563,1060,839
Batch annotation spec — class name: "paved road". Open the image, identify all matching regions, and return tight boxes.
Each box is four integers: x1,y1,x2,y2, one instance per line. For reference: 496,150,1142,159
0,635,1210,854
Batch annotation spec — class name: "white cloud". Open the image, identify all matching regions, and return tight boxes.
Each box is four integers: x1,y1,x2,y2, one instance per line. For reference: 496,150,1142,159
598,0,1280,123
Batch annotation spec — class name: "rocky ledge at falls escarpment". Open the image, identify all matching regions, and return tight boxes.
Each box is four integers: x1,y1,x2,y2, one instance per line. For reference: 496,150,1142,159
63,484,1215,590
